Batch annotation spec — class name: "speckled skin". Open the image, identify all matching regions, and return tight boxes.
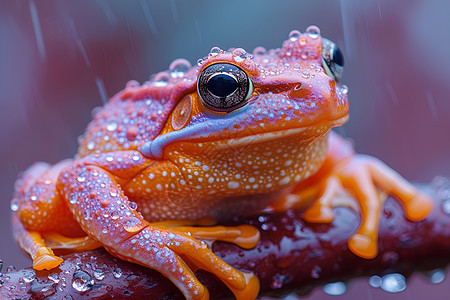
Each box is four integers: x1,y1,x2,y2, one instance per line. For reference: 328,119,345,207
11,28,433,300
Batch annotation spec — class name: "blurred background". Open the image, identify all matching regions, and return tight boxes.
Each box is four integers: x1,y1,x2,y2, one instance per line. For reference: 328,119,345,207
0,0,449,299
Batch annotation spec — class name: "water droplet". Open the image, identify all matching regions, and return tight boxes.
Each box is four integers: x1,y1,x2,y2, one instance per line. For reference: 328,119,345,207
126,80,139,88
72,270,94,292
30,195,37,201
23,271,36,283
302,71,310,79
197,58,205,66
442,199,450,215
93,269,105,281
288,30,301,42
0,259,3,273
10,200,19,212
87,141,95,150
129,202,138,210
109,190,118,197
323,282,346,295
369,275,382,288
428,269,445,284
209,47,222,57
6,266,16,272
306,25,320,39
113,268,122,279
232,48,247,62
48,273,59,283
169,58,191,78
83,211,90,221
69,194,78,204
110,211,119,220
150,72,170,86
381,273,406,293
341,85,349,94
106,121,118,132
271,274,291,289
123,217,141,232
253,46,267,56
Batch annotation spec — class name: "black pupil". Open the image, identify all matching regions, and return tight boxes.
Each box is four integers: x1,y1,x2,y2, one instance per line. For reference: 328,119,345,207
207,74,239,98
333,46,344,67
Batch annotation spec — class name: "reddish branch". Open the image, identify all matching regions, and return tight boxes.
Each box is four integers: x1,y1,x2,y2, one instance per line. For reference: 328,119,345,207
1,181,449,299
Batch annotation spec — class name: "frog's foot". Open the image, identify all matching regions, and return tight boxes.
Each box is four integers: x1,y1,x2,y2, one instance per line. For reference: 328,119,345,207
303,154,433,259
59,163,259,300
12,214,63,270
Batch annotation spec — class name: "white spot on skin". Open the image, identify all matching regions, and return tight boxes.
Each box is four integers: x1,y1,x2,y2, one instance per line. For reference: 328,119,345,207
228,181,240,189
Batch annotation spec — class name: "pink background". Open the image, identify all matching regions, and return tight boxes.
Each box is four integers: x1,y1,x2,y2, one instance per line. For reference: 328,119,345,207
1,0,449,298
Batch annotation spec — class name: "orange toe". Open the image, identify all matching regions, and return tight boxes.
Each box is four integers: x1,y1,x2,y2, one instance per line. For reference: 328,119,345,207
404,193,433,222
230,272,260,300
33,248,63,270
304,204,334,223
348,234,377,259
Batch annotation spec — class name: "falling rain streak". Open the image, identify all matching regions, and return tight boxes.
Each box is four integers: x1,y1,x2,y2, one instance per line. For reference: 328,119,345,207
96,77,109,104
29,0,46,60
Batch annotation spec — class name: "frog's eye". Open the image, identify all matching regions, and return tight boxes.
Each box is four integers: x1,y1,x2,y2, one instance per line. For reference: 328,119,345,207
197,63,253,113
321,38,345,83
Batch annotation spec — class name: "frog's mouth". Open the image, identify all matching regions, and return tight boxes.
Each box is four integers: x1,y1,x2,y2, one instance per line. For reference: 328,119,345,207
140,114,348,159
213,115,349,148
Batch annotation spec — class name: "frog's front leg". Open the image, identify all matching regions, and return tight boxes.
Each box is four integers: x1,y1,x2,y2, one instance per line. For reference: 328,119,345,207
58,151,258,300
273,132,433,259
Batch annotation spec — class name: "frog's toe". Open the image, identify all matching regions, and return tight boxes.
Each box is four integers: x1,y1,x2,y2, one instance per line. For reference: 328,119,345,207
348,233,377,259
304,203,334,222
403,193,433,221
32,248,63,270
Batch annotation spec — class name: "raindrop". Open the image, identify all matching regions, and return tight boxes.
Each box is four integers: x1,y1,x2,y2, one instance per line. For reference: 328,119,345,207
123,217,141,232
6,266,16,272
323,282,346,295
253,47,267,56
288,30,301,42
341,85,349,95
129,202,138,210
87,141,95,150
69,194,78,204
197,58,205,66
306,25,320,39
110,211,119,220
302,71,310,79
83,211,90,221
442,199,450,215
10,200,19,212
271,274,291,289
0,259,3,273
169,58,191,78
311,265,321,278
428,269,445,284
77,175,86,183
106,121,118,132
23,271,36,283
48,273,59,283
93,269,105,281
209,47,222,57
369,275,382,288
72,270,94,292
151,72,170,86
113,268,122,279
109,190,118,197
232,48,247,62
381,273,406,293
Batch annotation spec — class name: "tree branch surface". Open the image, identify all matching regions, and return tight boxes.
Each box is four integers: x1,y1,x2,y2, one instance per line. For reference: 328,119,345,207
1,180,449,299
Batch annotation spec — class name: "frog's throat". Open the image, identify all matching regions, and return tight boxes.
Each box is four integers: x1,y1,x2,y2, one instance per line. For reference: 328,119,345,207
139,115,348,160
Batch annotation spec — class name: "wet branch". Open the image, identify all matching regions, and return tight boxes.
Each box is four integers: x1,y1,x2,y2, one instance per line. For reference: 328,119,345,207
1,180,450,299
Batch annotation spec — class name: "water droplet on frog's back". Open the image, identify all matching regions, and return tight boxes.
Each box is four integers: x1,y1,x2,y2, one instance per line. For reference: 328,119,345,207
93,269,105,281
169,58,191,78
209,46,222,57
10,200,19,212
232,48,247,62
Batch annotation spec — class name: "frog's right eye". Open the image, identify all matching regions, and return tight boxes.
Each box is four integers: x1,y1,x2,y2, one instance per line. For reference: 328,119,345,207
321,38,345,83
197,63,253,113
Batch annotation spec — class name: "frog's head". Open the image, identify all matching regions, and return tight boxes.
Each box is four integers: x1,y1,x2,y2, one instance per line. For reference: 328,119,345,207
137,27,349,194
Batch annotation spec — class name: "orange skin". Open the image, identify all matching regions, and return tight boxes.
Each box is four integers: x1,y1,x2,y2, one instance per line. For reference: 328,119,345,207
11,29,432,300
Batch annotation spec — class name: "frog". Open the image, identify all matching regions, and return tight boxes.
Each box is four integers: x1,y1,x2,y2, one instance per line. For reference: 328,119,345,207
11,26,433,300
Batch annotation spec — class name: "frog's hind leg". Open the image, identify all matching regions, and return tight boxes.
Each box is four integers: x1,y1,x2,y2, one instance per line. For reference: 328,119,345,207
12,160,85,270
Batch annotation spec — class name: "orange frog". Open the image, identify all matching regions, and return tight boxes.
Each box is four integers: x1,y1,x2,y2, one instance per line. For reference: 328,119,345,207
11,26,433,299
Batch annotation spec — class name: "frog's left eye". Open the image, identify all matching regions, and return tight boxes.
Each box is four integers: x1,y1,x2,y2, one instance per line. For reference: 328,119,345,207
197,63,253,113
322,38,345,83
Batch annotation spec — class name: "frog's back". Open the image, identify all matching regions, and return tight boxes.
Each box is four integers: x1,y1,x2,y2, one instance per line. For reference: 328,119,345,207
77,63,197,158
